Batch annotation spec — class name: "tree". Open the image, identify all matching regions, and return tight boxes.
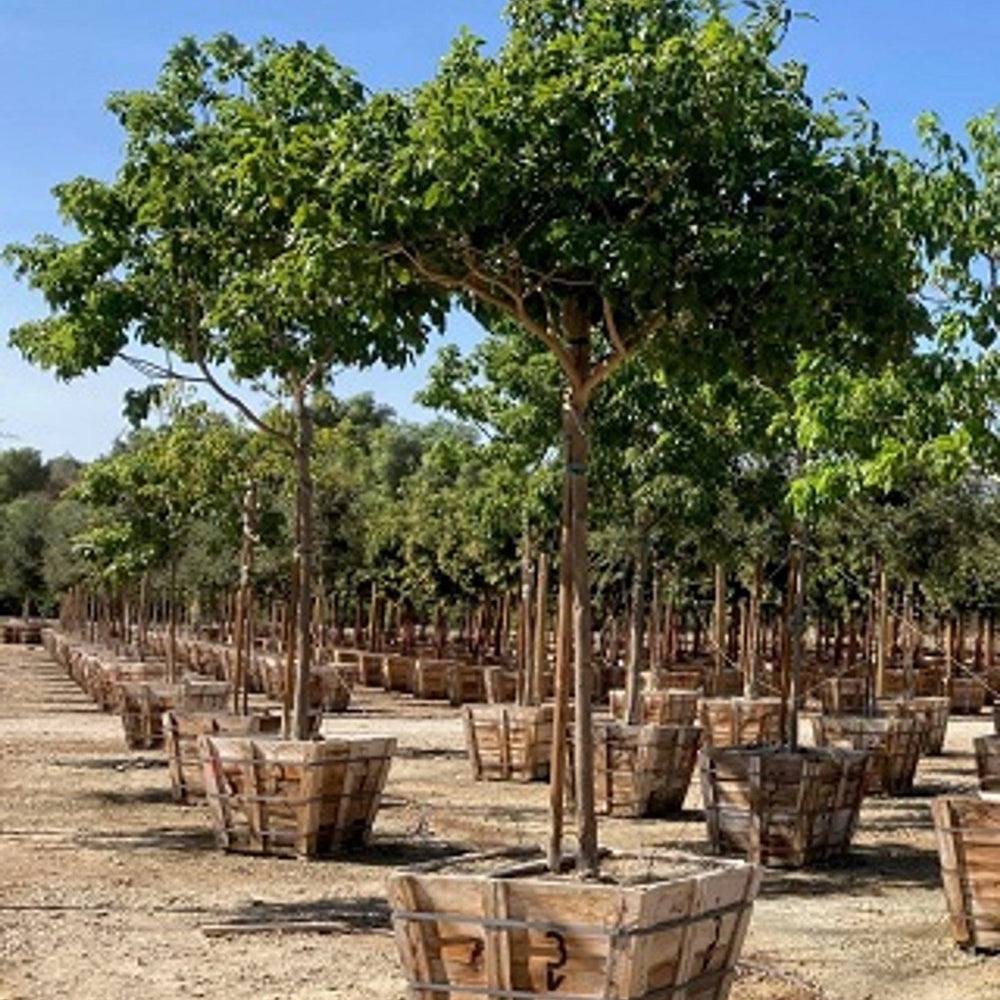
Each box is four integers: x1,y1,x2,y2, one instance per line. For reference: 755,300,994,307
6,36,446,738
0,448,48,503
340,0,930,872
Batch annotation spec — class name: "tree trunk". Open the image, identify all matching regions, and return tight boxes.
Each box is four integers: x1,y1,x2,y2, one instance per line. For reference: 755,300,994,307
292,387,315,741
167,555,179,684
624,523,649,726
234,483,256,717
874,556,888,699
532,552,549,706
788,531,805,750
547,455,573,873
567,384,597,876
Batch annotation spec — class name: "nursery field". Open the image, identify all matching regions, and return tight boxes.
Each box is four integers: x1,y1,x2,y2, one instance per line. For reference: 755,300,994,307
2,642,999,1000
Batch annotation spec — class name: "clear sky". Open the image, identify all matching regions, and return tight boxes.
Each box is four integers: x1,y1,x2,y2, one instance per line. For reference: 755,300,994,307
1,0,998,461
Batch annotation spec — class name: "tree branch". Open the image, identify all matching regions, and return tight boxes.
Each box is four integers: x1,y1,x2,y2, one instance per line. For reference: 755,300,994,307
187,332,293,446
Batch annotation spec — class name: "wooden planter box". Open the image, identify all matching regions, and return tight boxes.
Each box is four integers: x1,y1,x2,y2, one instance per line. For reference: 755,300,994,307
974,735,1000,795
118,678,230,750
484,666,519,704
199,734,395,857
450,664,487,705
593,723,702,817
411,659,454,700
649,668,704,692
608,688,699,726
932,795,1000,950
811,714,925,796
699,697,783,749
820,677,870,715
701,745,868,867
164,710,281,803
878,696,950,756
948,676,986,715
313,666,353,713
382,654,415,694
463,704,553,781
388,849,761,1000
358,652,384,687
708,670,745,698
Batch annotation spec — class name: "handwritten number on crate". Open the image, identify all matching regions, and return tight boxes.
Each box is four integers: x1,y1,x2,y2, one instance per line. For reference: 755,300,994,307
545,930,568,991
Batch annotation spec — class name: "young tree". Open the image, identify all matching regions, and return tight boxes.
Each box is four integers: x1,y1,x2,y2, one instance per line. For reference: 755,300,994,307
339,0,930,872
6,36,445,738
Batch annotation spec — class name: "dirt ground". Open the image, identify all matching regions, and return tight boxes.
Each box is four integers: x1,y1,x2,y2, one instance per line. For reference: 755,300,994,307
2,642,1000,1000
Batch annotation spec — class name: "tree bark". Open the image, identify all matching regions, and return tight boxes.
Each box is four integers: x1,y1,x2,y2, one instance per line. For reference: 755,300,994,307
547,448,573,874
624,522,649,726
292,386,315,741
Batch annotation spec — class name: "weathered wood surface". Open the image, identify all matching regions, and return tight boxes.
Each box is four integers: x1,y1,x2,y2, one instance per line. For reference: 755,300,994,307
200,734,395,857
164,710,281,803
701,746,868,867
388,850,761,1000
464,705,554,782
593,723,702,817
932,795,1000,951
811,714,925,797
608,689,699,726
699,698,783,749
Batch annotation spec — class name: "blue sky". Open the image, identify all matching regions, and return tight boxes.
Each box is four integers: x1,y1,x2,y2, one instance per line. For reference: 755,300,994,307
1,0,998,460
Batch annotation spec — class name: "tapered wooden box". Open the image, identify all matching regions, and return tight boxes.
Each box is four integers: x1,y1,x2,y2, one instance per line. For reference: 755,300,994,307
947,676,986,715
164,710,281,803
463,704,553,781
608,689,699,726
974,735,1000,795
819,677,870,715
383,654,416,694
932,796,1000,951
412,659,454,700
699,697,783,749
388,850,761,1000
878,696,950,755
811,714,925,796
199,734,395,857
594,722,702,817
701,745,868,867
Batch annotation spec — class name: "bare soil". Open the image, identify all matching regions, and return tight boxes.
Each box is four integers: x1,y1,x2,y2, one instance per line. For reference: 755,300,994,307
2,642,999,1000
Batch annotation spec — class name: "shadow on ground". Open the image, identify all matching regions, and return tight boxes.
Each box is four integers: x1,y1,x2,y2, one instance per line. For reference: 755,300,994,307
218,894,393,934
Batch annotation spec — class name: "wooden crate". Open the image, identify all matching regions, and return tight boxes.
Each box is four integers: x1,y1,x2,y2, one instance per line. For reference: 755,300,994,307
593,723,702,817
117,682,176,749
388,849,761,1000
118,677,230,750
974,735,1000,795
200,734,395,857
708,670,745,697
450,664,486,706
464,704,553,781
648,668,704,692
382,654,415,694
811,714,924,796
412,659,454,700
699,698,783,749
313,666,353,713
701,745,868,867
948,676,986,715
484,666,519,704
164,710,281,803
932,795,1000,951
820,677,870,715
359,652,384,687
878,696,950,755
608,689,699,726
